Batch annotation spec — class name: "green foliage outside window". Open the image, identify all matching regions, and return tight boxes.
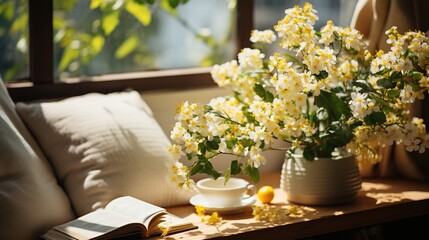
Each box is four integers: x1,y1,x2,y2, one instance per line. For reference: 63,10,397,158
0,0,235,81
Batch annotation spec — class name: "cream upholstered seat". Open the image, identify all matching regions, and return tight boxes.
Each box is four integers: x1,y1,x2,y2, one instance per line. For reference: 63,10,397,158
0,78,75,240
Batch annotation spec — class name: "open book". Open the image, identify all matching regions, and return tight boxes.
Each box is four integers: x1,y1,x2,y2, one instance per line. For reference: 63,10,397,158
41,196,197,240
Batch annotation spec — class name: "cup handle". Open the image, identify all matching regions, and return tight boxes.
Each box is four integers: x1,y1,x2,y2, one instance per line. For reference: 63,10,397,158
244,184,256,199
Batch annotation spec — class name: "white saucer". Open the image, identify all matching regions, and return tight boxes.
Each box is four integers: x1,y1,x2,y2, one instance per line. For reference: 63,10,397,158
189,194,257,214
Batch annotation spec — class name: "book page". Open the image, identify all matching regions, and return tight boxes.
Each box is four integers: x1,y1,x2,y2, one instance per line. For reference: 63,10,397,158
54,209,144,239
106,196,166,223
150,213,197,236
105,196,196,236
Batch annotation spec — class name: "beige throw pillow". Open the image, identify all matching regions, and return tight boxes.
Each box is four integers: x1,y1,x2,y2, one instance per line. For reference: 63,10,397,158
16,91,192,216
0,81,75,240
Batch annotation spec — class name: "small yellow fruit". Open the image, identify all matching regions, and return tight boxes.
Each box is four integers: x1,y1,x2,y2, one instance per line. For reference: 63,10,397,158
257,185,275,204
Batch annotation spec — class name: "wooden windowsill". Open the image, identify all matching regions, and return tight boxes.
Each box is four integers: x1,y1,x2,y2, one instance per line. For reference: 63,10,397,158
149,172,429,239
6,67,216,102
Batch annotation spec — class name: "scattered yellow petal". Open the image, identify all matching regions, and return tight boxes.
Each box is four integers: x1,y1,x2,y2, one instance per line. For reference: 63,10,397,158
195,205,206,216
158,222,171,237
205,212,222,224
252,204,304,222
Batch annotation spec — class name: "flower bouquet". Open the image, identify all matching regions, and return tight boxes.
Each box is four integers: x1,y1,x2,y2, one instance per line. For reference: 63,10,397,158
168,2,429,189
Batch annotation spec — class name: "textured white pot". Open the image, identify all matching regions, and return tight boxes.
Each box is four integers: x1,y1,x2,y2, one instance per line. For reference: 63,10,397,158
280,152,362,205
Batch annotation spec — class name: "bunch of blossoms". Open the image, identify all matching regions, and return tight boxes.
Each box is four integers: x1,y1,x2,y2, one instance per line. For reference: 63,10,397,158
168,2,429,188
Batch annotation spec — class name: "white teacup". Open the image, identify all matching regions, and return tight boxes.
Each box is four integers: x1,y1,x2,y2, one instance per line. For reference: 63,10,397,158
196,177,256,207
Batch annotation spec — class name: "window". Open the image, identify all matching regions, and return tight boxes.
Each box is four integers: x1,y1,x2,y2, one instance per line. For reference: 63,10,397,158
53,0,236,80
3,0,358,102
3,0,251,101
0,0,29,81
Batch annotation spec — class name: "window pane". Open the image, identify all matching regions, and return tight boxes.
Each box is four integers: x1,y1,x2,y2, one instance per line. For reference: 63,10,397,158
254,0,358,55
0,0,29,82
53,0,236,80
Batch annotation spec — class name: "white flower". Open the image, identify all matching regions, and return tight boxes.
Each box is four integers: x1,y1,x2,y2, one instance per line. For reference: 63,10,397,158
303,46,336,74
248,146,266,168
250,29,277,44
404,138,421,152
168,161,196,191
349,92,369,120
168,144,183,161
211,60,238,88
400,85,415,103
183,133,199,154
170,122,187,143
404,123,419,139
238,48,265,72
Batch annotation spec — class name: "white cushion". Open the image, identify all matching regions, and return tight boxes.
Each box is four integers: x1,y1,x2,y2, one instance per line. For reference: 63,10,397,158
0,80,75,240
16,91,193,216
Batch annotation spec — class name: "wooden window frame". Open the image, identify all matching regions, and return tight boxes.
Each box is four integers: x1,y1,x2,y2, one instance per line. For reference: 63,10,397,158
7,0,254,102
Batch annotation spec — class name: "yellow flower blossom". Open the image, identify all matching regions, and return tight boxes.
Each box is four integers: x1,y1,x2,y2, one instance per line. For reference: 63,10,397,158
158,223,171,237
252,204,303,222
195,205,205,216
195,206,222,225
204,212,222,225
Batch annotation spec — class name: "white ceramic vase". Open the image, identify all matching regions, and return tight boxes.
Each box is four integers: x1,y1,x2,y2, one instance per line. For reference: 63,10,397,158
280,152,362,205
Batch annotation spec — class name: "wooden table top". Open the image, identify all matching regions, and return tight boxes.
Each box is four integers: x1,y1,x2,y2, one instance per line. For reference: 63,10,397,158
147,172,429,240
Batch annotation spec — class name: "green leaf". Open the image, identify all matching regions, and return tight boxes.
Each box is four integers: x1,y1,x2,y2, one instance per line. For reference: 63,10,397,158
10,14,27,35
225,139,237,149
254,84,265,98
224,168,231,183
352,80,375,93
90,0,102,9
403,49,410,59
190,161,204,176
91,35,105,54
253,84,274,102
102,11,119,35
244,165,260,183
160,0,178,15
314,70,329,81
382,105,395,115
364,111,386,125
243,112,256,123
413,71,422,81
198,142,206,155
241,138,255,148
318,123,354,157
390,71,402,80
115,35,139,59
126,0,151,26
376,78,394,89
303,147,315,161
2,2,14,21
207,139,219,151
314,90,351,121
230,160,241,175
309,110,318,124
333,31,340,41
284,53,304,69
190,156,220,179
387,89,400,98
266,91,274,102
147,0,156,4
168,0,180,8
59,46,79,71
